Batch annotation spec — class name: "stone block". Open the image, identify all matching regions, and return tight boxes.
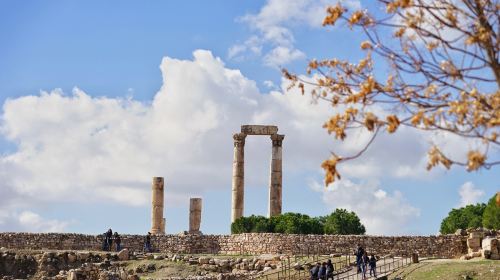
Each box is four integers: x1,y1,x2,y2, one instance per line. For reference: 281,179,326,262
241,125,278,135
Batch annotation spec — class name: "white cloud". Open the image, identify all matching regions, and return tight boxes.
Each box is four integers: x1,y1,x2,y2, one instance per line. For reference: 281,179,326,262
229,0,361,67
310,179,420,235
18,211,69,232
263,46,306,67
0,49,467,232
458,181,485,207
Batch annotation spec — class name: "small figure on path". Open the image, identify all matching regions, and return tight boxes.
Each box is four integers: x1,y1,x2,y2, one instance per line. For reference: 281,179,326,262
326,259,334,280
355,245,365,273
105,228,113,251
309,262,320,280
114,232,121,251
361,252,369,280
369,254,377,277
318,262,327,280
101,232,108,251
144,232,152,252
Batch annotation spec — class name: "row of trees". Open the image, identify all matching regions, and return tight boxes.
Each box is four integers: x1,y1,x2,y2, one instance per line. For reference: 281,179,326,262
231,209,366,235
440,194,500,234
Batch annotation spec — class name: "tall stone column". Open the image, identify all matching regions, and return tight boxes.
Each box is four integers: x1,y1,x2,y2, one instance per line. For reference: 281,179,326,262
231,133,246,223
189,198,202,234
151,177,165,234
269,134,284,217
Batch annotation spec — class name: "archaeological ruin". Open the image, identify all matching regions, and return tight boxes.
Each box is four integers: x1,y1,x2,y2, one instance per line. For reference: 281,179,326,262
150,177,165,235
231,125,284,223
189,198,202,234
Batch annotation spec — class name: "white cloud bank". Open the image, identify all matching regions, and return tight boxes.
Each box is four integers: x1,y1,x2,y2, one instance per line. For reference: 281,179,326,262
229,0,361,67
310,179,420,235
458,182,485,207
0,50,441,232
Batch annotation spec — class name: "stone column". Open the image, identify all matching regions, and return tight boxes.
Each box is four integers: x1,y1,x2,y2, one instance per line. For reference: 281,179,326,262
268,134,284,217
231,133,246,223
151,177,165,234
189,198,202,234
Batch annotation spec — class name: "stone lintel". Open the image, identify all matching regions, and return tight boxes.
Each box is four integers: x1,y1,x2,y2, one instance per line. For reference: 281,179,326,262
241,125,278,135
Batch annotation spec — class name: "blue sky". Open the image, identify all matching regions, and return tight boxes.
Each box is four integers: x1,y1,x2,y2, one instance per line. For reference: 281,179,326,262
0,0,498,236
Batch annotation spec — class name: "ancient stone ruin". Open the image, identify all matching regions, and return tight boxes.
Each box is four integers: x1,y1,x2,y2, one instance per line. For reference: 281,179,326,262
189,198,202,234
150,177,165,235
231,125,284,223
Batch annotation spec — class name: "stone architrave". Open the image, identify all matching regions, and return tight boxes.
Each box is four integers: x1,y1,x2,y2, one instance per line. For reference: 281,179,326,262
269,134,284,217
151,177,165,234
231,133,246,223
241,125,278,135
189,198,203,234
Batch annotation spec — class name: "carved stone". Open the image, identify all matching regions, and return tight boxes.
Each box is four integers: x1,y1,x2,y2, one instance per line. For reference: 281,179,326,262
189,198,202,234
231,133,246,223
151,177,165,235
269,134,284,217
231,126,285,226
241,125,278,135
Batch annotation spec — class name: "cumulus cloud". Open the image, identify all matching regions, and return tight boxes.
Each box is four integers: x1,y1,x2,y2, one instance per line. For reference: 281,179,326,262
458,182,485,207
229,0,361,67
0,49,449,232
0,210,69,232
310,179,420,235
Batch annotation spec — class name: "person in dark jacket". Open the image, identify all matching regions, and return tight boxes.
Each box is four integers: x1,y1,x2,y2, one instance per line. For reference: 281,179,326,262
369,254,377,277
105,229,113,251
355,245,365,273
114,232,121,252
318,262,327,280
310,262,320,280
101,232,108,251
326,259,334,279
144,232,152,252
361,252,369,279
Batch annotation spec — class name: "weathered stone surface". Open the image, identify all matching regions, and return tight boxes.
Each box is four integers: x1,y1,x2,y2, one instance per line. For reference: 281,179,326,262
151,177,165,235
189,198,203,234
0,233,471,259
231,133,246,223
117,249,129,261
241,125,278,135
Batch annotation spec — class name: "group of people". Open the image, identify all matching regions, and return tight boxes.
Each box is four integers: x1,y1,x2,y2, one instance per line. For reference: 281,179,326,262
309,245,378,280
102,228,122,252
309,259,335,280
355,245,377,279
101,229,153,253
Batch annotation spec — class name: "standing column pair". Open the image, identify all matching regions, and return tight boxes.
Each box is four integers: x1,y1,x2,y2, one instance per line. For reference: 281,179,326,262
230,132,284,223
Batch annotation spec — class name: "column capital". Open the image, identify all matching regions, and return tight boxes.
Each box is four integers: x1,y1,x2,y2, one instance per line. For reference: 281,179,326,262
233,133,247,147
270,134,285,147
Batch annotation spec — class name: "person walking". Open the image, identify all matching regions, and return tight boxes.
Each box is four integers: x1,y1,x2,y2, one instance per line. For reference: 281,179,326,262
369,254,377,277
101,232,108,251
355,245,365,274
326,259,334,280
114,232,121,252
105,229,113,251
310,262,320,280
144,232,152,253
318,262,327,280
361,252,369,280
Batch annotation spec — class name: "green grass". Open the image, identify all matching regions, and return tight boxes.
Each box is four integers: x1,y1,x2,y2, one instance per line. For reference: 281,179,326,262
389,259,499,280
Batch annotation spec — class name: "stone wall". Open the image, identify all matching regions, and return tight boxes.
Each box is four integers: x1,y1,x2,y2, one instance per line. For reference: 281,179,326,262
0,233,467,258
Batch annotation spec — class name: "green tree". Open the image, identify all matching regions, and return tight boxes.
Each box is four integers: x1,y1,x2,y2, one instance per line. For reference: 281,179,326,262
322,209,365,235
271,213,323,234
483,194,500,230
231,215,269,234
440,204,486,234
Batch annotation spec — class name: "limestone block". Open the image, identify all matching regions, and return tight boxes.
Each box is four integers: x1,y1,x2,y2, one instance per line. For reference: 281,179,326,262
467,237,481,249
241,125,278,135
469,231,483,239
117,249,129,261
482,237,498,253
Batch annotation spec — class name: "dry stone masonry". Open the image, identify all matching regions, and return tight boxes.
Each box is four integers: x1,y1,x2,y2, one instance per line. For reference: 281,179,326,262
0,233,471,259
231,125,284,223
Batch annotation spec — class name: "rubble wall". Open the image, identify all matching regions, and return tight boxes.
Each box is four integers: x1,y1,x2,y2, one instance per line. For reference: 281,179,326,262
0,233,468,258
